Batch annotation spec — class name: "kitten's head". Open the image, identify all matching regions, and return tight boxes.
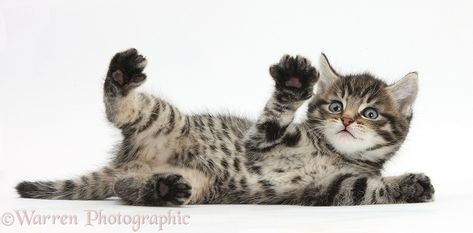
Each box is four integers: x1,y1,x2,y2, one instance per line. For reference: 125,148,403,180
308,54,418,165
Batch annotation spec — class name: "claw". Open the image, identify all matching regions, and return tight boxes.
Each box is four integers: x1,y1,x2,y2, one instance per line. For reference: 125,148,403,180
136,58,147,69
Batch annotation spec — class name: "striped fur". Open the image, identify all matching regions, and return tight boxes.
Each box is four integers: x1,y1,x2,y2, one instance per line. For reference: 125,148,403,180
16,49,434,206
16,167,116,200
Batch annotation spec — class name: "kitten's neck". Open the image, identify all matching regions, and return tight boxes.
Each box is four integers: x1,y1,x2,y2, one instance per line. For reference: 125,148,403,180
303,123,388,172
335,146,397,173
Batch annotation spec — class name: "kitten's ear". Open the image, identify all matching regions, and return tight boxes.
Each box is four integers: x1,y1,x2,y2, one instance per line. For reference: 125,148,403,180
315,53,340,94
386,72,419,116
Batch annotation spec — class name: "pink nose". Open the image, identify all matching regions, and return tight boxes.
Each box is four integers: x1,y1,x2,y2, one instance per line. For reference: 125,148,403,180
342,117,354,127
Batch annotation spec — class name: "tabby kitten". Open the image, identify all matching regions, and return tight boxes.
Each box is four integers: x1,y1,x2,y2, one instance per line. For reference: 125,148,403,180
16,49,434,206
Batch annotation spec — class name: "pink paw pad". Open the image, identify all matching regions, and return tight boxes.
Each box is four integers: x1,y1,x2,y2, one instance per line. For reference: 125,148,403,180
112,70,124,85
285,77,302,88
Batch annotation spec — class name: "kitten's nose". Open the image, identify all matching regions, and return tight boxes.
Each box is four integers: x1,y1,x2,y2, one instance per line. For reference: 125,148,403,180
342,117,354,127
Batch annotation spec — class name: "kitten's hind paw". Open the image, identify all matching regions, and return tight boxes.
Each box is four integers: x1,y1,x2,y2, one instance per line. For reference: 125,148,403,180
106,48,148,95
142,173,192,206
269,55,319,102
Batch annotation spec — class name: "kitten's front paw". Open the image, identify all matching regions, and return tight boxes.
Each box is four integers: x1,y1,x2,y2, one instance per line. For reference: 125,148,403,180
269,55,319,102
106,48,147,94
395,173,435,203
143,173,192,206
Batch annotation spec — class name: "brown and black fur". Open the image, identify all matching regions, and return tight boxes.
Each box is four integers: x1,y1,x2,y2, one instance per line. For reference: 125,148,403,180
16,49,434,206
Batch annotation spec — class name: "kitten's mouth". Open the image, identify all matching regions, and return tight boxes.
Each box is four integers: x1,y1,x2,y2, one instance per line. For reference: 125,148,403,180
337,129,356,139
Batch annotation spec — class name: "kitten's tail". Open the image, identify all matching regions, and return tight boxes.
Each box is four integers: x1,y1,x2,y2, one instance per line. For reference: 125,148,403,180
15,166,118,200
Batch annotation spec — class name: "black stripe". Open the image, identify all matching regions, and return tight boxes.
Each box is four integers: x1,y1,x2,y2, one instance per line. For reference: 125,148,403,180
193,117,202,130
220,120,228,130
63,180,76,192
257,120,287,142
244,140,280,153
234,142,242,152
366,93,378,104
138,102,160,133
351,177,368,205
308,99,329,113
248,165,262,175
291,176,302,184
384,183,392,200
180,116,190,136
240,177,248,189
381,113,404,139
206,159,215,170
228,178,237,190
220,144,231,156
78,184,88,199
233,157,241,171
119,114,143,131
272,102,292,113
222,170,230,181
371,190,377,204
366,143,386,151
359,159,385,170
283,128,301,147
258,179,273,188
359,87,372,99
207,117,215,128
222,129,231,140
164,107,176,135
63,180,76,199
346,81,353,95
325,174,353,205
198,117,205,128
377,130,394,142
209,144,217,151
380,113,396,123
220,159,228,168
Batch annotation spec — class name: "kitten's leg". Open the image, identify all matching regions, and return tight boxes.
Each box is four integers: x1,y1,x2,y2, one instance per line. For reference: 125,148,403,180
297,173,434,206
16,166,118,200
113,173,192,206
244,55,319,152
104,48,185,136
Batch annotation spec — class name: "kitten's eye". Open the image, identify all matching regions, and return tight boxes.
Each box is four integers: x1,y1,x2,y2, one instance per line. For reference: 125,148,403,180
362,107,379,119
328,101,343,113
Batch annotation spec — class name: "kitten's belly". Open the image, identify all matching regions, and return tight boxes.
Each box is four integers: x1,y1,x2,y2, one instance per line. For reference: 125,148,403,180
259,154,340,183
130,131,178,168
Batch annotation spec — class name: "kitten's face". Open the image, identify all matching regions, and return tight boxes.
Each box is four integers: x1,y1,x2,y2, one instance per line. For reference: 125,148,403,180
308,54,418,161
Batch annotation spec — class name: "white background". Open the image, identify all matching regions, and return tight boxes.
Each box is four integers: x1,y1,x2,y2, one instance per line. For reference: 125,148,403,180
1,0,472,232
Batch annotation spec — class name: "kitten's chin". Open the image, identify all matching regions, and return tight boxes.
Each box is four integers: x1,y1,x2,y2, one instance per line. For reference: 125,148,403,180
324,131,373,157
